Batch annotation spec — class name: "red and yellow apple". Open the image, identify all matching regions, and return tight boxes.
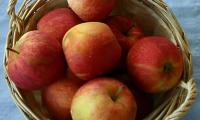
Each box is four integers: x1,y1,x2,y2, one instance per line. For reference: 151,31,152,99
68,0,117,21
37,8,81,43
42,77,80,120
127,36,183,93
108,74,153,119
71,77,137,120
7,31,66,90
63,22,121,80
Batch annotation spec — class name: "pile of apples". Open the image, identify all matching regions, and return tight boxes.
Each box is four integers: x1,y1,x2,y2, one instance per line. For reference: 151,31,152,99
7,0,184,120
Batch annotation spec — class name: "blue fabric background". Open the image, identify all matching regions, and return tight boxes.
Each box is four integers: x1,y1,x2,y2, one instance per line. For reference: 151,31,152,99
0,0,199,119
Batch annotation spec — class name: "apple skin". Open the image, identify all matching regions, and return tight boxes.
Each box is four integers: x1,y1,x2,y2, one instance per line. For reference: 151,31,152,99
114,73,153,119
127,36,183,93
105,16,134,33
63,22,121,80
7,31,66,90
66,68,85,85
37,8,81,43
108,28,143,52
68,0,117,21
42,77,81,120
110,73,153,119
71,77,137,120
105,16,144,72
125,27,144,51
105,16,144,52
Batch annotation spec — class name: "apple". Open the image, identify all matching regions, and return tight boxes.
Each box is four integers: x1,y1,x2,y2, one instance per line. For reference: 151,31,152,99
42,77,80,120
125,27,144,51
68,0,117,21
127,36,183,93
66,68,85,85
105,16,134,33
37,8,81,43
63,22,121,80
7,31,66,90
105,16,144,52
71,77,137,120
109,73,153,119
105,16,144,72
112,73,153,119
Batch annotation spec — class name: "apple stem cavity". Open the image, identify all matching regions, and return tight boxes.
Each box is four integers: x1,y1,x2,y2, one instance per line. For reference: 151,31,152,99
164,63,173,73
111,85,125,102
7,47,19,54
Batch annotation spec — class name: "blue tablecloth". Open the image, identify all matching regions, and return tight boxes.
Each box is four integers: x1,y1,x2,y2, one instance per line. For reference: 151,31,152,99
0,0,199,119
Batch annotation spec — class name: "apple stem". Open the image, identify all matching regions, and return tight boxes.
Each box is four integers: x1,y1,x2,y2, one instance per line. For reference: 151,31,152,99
164,63,173,73
7,47,19,54
111,85,125,102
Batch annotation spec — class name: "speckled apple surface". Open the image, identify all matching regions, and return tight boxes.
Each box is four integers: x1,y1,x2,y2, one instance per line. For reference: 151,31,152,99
0,0,199,120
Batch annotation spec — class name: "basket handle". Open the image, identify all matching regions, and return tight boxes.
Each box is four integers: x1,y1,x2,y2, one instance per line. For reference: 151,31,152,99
165,79,197,120
7,0,25,38
7,0,17,18
7,0,23,24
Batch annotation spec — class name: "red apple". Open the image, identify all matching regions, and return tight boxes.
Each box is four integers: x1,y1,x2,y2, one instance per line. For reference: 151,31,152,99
105,16,144,52
105,16,144,72
127,36,183,93
125,27,144,51
68,0,117,21
105,16,134,33
7,31,65,90
63,22,121,80
71,77,137,120
66,68,85,85
42,77,80,120
37,8,81,43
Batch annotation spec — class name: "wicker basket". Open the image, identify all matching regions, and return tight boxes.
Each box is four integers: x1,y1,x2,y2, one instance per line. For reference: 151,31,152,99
3,0,197,120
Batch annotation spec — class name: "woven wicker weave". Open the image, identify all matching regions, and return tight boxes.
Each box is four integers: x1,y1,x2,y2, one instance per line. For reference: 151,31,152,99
3,0,197,120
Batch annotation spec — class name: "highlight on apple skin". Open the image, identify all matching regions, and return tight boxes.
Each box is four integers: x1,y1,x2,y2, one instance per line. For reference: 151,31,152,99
7,30,66,90
63,22,122,80
127,36,183,93
71,77,137,120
